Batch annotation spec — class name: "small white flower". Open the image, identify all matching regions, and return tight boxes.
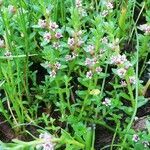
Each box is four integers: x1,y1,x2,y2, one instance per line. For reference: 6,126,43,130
68,38,75,47
124,61,132,69
95,67,102,74
65,55,72,61
142,141,149,148
49,22,59,31
129,76,136,85
75,0,82,8
110,54,127,65
106,2,113,10
85,58,95,67
8,5,16,14
87,45,94,52
139,24,150,34
101,10,109,17
52,42,60,49
120,80,127,87
132,134,140,142
72,52,78,59
77,38,84,47
37,132,55,150
0,39,4,48
102,98,111,106
38,19,47,28
55,62,61,70
50,70,56,78
86,70,93,79
4,51,12,57
101,37,108,44
117,68,126,78
44,32,51,42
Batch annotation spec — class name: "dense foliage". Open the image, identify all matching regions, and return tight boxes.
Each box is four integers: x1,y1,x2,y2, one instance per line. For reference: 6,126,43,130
0,0,150,150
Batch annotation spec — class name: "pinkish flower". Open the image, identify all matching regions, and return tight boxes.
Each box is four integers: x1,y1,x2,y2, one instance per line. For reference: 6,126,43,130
44,32,51,42
38,19,47,28
75,0,82,8
110,54,127,65
55,62,61,70
132,134,140,142
95,67,102,74
120,80,127,87
68,38,75,47
117,68,126,78
37,132,55,150
55,32,63,39
129,76,136,85
101,37,108,44
50,70,56,78
86,70,93,79
102,98,111,106
65,55,72,61
139,24,150,34
49,22,58,31
85,58,95,67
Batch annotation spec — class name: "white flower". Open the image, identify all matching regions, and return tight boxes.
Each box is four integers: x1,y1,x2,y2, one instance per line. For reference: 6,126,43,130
4,51,12,57
129,76,136,85
53,42,60,49
50,70,56,78
139,24,150,34
87,45,94,52
95,67,102,74
44,32,51,42
55,62,61,70
106,2,113,9
102,98,111,106
120,80,127,87
68,38,75,47
0,39,4,48
37,132,55,150
101,10,109,17
38,19,47,28
132,134,140,142
85,58,95,67
110,54,127,65
75,0,82,8
65,55,72,61
117,68,126,78
142,141,149,148
86,70,93,79
49,22,58,31
8,5,16,14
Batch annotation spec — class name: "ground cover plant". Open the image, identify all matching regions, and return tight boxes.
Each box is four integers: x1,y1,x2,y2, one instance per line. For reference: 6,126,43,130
0,0,150,149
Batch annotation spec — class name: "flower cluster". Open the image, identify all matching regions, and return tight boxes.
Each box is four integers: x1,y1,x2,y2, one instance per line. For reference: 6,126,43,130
67,30,84,49
65,52,78,61
101,1,114,17
41,61,61,78
38,19,63,46
132,134,140,142
139,24,150,34
110,54,133,78
75,0,87,17
36,132,55,150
